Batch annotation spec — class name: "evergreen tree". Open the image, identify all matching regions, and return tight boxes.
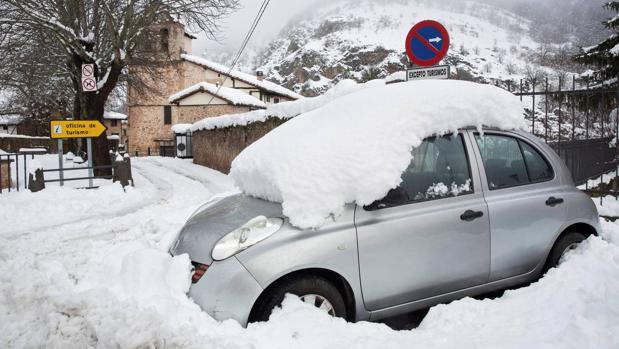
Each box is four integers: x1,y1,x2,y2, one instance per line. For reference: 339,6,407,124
576,1,619,84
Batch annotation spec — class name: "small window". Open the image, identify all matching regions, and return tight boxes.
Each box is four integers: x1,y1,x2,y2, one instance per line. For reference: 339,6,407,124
160,28,169,52
520,140,554,182
266,95,271,103
111,119,118,127
274,97,280,104
164,106,172,125
367,135,473,209
475,134,552,190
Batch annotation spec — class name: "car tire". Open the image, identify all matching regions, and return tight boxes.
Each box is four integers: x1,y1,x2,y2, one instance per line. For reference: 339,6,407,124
544,231,586,272
249,275,347,323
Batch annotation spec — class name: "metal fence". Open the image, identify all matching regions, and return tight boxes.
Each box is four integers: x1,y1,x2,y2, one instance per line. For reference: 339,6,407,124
0,152,37,193
548,137,616,185
512,76,619,186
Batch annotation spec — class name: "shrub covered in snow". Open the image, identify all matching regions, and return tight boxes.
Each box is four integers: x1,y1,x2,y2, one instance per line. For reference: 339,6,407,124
231,80,527,228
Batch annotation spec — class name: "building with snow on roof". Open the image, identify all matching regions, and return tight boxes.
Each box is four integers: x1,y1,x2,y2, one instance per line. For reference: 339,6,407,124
0,114,23,135
127,19,301,156
103,110,128,151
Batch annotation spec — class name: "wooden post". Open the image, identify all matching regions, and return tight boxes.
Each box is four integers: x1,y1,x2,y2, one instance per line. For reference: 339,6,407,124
28,168,45,193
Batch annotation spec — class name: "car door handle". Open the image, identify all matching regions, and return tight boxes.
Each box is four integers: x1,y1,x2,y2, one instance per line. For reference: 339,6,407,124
546,197,564,207
460,210,484,221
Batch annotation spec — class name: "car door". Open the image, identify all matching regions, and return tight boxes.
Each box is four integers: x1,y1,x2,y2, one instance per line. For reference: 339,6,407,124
355,133,490,311
470,131,568,281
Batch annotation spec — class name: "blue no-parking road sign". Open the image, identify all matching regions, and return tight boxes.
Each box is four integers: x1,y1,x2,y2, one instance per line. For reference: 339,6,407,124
405,20,450,67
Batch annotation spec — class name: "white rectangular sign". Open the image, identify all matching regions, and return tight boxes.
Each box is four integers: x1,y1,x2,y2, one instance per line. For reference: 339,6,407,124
406,65,450,81
81,63,97,92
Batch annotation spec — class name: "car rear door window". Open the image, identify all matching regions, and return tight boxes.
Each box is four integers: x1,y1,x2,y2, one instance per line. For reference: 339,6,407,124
475,134,553,190
368,134,473,209
520,141,554,182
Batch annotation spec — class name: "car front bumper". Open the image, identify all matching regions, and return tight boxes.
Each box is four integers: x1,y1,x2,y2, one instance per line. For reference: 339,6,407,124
189,256,264,326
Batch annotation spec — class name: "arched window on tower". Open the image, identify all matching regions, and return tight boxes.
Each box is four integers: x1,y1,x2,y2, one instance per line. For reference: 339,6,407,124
160,28,169,53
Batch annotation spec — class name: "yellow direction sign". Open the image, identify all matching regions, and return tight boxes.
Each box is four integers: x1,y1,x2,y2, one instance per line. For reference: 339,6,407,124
50,120,107,139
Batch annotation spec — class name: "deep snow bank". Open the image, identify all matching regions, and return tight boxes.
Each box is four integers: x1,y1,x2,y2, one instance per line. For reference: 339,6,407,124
2,157,619,348
231,80,527,228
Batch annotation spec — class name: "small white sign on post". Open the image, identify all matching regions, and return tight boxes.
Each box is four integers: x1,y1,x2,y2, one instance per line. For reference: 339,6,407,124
406,65,450,81
81,63,97,92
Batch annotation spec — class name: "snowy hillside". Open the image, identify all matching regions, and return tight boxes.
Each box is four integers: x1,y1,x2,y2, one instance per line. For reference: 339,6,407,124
245,0,567,96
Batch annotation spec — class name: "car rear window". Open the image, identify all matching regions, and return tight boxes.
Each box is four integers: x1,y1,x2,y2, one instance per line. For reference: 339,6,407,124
475,134,553,190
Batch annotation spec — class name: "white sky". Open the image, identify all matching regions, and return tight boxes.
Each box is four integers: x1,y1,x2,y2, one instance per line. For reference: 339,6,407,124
194,0,325,56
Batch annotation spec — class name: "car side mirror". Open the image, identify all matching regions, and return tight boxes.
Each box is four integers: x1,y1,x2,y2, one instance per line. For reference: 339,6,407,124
364,186,409,211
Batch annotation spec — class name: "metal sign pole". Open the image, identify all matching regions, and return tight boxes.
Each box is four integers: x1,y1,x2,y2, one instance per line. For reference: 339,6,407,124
87,138,94,188
58,139,64,186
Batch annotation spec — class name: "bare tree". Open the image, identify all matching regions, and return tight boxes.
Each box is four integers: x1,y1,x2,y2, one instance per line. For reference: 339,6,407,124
0,0,239,170
0,29,74,135
524,65,544,88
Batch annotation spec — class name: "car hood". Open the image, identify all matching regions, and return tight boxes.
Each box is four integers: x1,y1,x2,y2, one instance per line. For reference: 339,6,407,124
170,193,283,264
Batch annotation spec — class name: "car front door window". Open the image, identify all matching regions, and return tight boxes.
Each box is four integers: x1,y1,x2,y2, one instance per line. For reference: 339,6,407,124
369,134,473,209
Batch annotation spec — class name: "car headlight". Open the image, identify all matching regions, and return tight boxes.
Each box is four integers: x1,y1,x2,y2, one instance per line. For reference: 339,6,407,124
211,216,283,261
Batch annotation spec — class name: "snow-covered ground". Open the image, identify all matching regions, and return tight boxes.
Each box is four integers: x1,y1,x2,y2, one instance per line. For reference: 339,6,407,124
1,157,619,348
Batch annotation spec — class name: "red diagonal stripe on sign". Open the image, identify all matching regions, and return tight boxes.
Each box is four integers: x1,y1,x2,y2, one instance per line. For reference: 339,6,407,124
413,31,441,55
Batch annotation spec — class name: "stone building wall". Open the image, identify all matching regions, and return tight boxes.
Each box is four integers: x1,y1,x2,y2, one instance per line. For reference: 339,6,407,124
126,106,172,155
0,136,56,153
192,117,287,173
176,105,251,125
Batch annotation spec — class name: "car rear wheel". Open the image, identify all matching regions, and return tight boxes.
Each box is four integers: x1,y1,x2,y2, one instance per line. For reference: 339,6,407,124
544,231,586,272
249,275,347,323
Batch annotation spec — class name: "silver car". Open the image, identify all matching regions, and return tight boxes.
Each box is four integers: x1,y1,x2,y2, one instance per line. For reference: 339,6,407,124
170,127,600,326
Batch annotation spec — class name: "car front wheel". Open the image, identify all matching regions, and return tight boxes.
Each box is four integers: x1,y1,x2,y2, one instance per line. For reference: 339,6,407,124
249,275,347,323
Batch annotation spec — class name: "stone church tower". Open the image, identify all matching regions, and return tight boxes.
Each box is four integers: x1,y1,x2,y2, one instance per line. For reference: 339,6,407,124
126,15,197,155
126,16,300,158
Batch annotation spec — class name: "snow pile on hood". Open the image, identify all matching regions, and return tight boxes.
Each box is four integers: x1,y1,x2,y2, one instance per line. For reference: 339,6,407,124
231,80,527,228
189,79,385,132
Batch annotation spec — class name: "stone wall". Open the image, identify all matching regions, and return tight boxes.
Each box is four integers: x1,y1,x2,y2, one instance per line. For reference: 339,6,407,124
127,104,251,155
192,117,286,173
0,136,56,153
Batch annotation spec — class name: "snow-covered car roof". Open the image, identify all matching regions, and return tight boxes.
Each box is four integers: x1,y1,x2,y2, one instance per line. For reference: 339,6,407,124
189,79,385,132
231,80,526,229
169,82,267,109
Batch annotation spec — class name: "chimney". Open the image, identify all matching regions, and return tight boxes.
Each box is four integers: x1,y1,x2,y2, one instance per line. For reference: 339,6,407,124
256,70,264,81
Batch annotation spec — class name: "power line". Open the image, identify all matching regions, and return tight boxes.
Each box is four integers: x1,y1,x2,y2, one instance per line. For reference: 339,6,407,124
204,0,271,107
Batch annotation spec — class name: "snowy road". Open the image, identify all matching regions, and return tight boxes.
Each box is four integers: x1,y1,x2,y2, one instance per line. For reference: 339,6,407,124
1,157,619,348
